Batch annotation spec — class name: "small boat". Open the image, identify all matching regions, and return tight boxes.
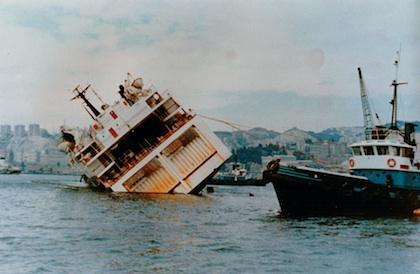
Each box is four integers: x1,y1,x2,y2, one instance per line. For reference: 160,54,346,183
264,55,420,216
215,163,248,181
59,73,231,194
209,162,267,186
0,156,21,174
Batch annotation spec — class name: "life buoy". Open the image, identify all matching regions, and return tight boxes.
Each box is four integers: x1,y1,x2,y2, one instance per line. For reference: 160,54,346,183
387,158,396,168
349,159,355,167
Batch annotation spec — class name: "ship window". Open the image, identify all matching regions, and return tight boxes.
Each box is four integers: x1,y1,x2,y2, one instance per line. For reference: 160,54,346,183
146,92,163,108
402,148,413,158
376,146,389,155
79,145,98,164
98,154,112,166
154,98,180,120
363,146,374,155
391,146,401,156
91,142,102,152
352,147,362,156
101,165,121,184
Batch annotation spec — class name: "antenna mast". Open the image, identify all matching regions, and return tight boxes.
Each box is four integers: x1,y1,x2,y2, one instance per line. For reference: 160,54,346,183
390,49,407,130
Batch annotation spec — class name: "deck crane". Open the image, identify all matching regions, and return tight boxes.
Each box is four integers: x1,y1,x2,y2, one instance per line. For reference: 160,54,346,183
357,67,375,140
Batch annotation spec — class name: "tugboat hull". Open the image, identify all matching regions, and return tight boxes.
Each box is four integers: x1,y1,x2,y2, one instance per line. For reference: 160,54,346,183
264,166,420,217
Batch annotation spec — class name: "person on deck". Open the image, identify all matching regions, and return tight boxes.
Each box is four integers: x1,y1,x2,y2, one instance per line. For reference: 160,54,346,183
118,85,134,105
266,158,281,173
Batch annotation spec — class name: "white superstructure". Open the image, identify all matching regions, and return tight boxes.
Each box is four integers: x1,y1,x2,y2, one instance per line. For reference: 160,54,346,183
349,138,418,172
347,53,420,188
60,74,231,193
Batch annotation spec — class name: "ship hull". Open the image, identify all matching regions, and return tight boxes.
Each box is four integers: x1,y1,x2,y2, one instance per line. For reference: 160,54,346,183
264,166,420,217
0,169,21,175
83,162,223,194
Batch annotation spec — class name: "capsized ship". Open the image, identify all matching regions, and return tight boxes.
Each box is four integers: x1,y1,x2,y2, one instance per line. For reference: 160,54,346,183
264,55,420,216
59,73,231,194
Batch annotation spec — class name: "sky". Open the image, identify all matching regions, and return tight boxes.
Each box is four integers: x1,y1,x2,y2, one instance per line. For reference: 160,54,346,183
0,0,418,133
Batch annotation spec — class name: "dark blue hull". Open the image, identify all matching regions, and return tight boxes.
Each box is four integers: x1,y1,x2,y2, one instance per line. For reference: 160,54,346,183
263,166,420,217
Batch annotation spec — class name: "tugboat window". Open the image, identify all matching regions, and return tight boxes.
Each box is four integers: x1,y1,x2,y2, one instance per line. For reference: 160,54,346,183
402,148,413,158
363,146,374,156
376,146,389,155
352,147,362,156
391,146,401,156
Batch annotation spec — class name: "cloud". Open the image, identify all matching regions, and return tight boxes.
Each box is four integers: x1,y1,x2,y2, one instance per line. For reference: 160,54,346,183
0,0,418,132
190,90,363,132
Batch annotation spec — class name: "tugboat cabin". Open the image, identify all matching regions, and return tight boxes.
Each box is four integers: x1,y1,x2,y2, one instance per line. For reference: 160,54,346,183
349,140,420,189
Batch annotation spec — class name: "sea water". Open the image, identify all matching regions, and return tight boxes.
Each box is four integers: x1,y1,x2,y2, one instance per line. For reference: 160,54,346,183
0,174,419,273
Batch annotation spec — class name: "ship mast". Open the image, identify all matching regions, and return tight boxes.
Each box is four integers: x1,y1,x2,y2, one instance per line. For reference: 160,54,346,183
389,50,407,130
71,84,101,118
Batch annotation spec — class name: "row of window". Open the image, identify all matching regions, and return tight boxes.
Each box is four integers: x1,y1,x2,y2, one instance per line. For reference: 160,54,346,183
352,145,413,157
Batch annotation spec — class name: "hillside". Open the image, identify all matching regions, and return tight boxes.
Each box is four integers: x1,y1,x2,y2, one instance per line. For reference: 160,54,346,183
215,121,420,150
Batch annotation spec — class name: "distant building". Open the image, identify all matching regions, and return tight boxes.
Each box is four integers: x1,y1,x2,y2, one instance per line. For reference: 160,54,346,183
29,124,41,136
309,141,330,160
40,128,50,138
0,125,12,138
329,142,348,158
14,125,26,137
307,141,350,164
39,148,70,171
23,151,40,163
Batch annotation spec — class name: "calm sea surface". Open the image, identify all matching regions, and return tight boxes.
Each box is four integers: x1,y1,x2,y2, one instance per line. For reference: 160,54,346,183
0,174,419,273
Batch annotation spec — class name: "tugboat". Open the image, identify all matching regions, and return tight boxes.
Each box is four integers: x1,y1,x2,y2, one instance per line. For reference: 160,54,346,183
264,54,420,216
59,73,231,194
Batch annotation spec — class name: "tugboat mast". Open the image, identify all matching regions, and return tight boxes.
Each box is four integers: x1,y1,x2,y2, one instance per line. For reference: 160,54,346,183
390,50,407,130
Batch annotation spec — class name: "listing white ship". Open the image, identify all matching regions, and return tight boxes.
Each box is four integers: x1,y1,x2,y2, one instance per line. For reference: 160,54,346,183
59,73,231,194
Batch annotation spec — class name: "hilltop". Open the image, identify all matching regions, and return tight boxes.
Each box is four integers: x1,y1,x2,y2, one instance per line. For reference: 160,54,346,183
215,120,420,150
